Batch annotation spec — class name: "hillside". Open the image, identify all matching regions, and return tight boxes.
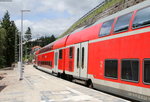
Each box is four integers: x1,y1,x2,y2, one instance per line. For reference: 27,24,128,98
59,0,145,38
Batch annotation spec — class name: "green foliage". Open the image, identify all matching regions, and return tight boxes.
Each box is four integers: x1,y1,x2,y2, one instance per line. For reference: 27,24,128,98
31,35,56,47
1,11,11,29
0,28,6,68
23,27,32,60
23,54,33,63
0,28,6,52
0,11,19,67
24,27,32,41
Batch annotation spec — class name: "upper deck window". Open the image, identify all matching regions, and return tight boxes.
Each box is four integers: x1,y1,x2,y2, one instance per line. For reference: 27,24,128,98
133,6,150,29
114,13,132,33
99,19,114,37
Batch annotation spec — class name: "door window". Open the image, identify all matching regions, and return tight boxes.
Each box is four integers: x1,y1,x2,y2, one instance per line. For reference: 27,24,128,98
82,47,85,68
69,47,73,58
59,50,62,59
77,48,80,68
55,52,58,65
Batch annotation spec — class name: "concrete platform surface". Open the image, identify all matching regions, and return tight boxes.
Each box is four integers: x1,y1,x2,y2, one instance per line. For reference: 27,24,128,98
0,65,130,102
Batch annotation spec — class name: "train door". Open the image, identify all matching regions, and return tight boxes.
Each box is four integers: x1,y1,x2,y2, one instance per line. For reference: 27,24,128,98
74,41,88,78
54,50,59,73
80,42,88,78
74,43,80,77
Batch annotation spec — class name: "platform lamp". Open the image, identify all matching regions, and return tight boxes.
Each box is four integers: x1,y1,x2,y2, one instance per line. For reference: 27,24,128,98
18,10,30,80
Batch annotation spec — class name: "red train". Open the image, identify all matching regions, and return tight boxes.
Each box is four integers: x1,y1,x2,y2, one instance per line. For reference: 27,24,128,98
34,1,150,101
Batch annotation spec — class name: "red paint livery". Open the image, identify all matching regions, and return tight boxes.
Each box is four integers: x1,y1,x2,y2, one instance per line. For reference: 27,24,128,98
35,1,150,101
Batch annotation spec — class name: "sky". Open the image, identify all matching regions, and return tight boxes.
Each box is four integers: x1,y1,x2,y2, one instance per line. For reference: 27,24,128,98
0,0,104,39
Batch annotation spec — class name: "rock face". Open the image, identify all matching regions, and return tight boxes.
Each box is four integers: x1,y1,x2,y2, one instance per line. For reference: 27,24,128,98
61,0,145,37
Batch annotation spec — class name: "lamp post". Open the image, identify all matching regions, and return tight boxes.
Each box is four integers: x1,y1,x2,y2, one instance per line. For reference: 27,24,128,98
19,10,30,80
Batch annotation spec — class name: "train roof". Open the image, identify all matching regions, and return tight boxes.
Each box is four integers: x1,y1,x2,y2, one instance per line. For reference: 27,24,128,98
66,24,101,46
39,42,54,54
53,35,69,49
66,0,150,46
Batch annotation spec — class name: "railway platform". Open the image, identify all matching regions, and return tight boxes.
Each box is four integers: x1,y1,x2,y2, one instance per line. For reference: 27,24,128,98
0,65,130,102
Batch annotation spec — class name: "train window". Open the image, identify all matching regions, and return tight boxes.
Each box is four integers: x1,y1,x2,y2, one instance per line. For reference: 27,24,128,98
105,60,118,79
59,50,62,59
69,47,73,58
82,47,85,68
121,59,139,82
144,59,150,84
114,13,132,33
77,48,80,68
133,6,150,29
99,19,114,37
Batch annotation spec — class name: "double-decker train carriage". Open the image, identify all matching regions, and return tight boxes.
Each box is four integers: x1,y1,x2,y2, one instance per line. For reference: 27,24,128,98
34,1,150,101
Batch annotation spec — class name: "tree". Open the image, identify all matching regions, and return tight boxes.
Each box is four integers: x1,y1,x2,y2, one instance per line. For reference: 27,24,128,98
31,35,56,47
0,28,6,68
24,27,32,58
1,11,11,29
24,27,32,41
50,35,56,43
1,11,19,67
